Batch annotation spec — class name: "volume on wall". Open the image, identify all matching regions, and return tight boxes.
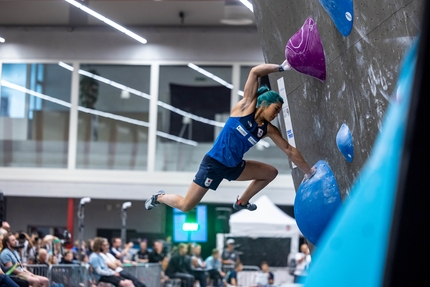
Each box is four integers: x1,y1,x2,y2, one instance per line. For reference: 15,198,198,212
252,0,424,197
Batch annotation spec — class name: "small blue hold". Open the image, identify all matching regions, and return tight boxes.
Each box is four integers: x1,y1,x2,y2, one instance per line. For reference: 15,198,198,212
336,123,354,162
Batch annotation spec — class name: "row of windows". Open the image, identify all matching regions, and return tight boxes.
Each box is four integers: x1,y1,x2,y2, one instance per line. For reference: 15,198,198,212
0,62,291,173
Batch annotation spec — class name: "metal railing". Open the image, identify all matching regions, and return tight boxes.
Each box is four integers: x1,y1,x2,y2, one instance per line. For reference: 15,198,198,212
22,263,161,287
22,263,292,287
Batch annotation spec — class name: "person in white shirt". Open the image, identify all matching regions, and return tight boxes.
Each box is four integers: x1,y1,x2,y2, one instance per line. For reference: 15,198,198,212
100,239,146,287
293,243,311,283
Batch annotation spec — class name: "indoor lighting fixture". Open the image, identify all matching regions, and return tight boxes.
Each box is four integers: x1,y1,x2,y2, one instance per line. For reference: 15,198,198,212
0,37,5,43
187,63,244,96
64,0,147,44
188,63,233,89
239,0,254,12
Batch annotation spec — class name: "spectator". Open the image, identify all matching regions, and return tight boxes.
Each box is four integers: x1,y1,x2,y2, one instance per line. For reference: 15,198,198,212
25,257,36,265
1,223,10,234
189,244,208,287
133,241,149,263
100,239,146,287
161,236,173,256
204,249,225,287
0,267,20,287
16,233,35,265
36,249,49,266
147,240,167,285
0,260,28,287
165,243,194,287
60,251,74,264
88,237,134,287
255,261,274,287
52,238,64,264
0,232,49,287
85,239,94,256
293,243,311,284
225,261,243,287
110,238,133,264
221,239,239,271
148,240,165,264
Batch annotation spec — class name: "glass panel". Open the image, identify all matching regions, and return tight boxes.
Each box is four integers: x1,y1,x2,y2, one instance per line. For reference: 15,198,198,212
239,65,292,174
0,63,71,168
76,64,150,170
156,65,232,171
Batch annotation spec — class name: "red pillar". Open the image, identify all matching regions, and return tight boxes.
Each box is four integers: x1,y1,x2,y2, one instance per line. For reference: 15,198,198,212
66,198,74,249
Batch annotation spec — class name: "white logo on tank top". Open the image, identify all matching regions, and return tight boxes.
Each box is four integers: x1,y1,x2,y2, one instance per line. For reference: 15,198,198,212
248,137,257,146
236,125,248,136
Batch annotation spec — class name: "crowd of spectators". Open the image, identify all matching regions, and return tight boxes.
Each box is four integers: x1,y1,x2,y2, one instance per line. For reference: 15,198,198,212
0,222,277,287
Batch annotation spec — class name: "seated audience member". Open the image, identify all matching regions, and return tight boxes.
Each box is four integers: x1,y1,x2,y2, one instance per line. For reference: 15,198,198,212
100,239,146,287
88,237,134,287
189,244,208,287
1,223,10,234
204,249,225,287
0,232,49,287
47,253,57,265
52,238,64,264
148,240,168,284
60,251,75,264
16,233,35,266
0,261,28,287
255,261,274,287
165,243,194,287
133,241,149,263
0,267,20,287
148,240,164,263
36,249,49,266
225,262,243,287
109,237,134,264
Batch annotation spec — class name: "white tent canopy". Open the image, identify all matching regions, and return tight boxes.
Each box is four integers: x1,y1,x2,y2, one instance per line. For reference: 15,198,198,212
216,195,301,256
229,194,301,237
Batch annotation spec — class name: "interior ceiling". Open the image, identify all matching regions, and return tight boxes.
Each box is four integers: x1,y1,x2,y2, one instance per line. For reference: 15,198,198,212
0,0,255,28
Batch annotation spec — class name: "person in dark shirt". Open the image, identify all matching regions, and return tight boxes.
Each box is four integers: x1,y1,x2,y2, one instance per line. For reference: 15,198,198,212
133,241,149,263
60,251,75,264
165,243,194,287
148,240,166,262
226,262,243,286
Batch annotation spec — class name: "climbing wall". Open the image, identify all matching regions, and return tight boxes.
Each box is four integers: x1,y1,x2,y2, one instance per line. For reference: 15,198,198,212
252,0,424,197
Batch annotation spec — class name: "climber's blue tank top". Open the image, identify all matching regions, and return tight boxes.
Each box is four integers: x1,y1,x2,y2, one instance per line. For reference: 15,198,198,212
207,112,268,167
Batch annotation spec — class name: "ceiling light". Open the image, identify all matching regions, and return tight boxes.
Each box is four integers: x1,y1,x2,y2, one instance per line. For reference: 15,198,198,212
239,0,254,12
188,63,234,89
220,2,254,26
220,19,254,25
188,63,245,96
0,37,5,43
64,0,147,44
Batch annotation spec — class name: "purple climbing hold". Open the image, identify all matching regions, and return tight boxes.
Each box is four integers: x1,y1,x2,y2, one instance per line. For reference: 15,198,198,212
285,17,326,82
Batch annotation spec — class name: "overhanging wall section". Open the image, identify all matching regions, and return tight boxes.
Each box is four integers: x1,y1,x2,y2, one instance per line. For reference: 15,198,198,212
252,0,424,197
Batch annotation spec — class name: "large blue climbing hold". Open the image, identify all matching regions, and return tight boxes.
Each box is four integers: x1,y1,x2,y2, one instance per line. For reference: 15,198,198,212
336,123,354,162
294,160,342,246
